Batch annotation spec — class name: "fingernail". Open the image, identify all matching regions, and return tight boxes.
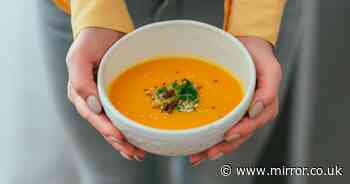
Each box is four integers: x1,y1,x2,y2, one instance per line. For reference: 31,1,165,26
210,152,224,161
120,151,132,160
249,101,264,118
192,159,205,167
225,133,240,142
87,95,102,114
106,136,123,145
134,155,144,161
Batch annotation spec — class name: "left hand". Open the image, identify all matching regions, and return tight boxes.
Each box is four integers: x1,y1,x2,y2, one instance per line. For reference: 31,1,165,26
190,36,282,166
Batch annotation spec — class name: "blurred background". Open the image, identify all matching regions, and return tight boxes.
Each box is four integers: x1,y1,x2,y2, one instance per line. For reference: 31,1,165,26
0,0,348,183
0,1,78,183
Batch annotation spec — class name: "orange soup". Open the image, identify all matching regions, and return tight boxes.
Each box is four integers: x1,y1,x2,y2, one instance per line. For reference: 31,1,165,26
108,56,243,130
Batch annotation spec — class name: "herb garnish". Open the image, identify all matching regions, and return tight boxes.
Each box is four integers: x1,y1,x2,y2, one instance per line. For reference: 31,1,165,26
145,79,200,113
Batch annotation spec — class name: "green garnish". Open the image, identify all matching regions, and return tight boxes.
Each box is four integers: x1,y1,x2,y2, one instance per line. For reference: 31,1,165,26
146,79,200,113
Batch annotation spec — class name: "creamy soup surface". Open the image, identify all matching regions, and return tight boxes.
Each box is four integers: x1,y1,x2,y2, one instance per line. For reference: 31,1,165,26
108,56,243,130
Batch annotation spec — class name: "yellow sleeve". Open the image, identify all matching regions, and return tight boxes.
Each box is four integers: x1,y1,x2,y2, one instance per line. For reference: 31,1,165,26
68,0,134,38
224,0,287,46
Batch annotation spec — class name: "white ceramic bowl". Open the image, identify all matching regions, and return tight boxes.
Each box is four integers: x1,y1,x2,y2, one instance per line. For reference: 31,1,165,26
98,20,256,156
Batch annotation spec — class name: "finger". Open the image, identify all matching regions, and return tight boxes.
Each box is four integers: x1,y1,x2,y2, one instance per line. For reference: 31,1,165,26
204,118,260,160
104,116,146,161
194,112,275,162
224,99,278,142
249,56,281,118
67,81,74,103
224,118,257,142
256,98,279,128
206,134,252,161
206,142,225,160
70,86,146,160
221,135,252,154
69,86,124,140
134,148,146,161
106,138,136,160
122,144,145,161
70,86,119,135
189,151,207,166
66,51,102,114
106,135,146,161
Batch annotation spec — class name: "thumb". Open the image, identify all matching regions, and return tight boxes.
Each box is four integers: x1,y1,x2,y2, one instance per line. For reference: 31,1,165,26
249,55,282,119
67,53,102,114
237,37,282,119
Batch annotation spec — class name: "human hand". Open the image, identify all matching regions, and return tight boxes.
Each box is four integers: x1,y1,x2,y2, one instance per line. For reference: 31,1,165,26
190,36,282,166
66,28,145,161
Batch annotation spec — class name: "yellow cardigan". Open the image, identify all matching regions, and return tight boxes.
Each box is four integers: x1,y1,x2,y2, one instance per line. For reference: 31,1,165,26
53,0,286,45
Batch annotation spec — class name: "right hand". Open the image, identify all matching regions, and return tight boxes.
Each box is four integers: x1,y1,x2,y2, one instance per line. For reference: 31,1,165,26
66,28,145,161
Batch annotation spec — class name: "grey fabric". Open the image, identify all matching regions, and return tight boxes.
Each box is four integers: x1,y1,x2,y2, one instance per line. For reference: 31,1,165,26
36,0,299,184
305,0,350,183
0,1,79,184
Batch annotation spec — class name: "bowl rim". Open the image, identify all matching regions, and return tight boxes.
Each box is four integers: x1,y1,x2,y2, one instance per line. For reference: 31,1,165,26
98,20,256,136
